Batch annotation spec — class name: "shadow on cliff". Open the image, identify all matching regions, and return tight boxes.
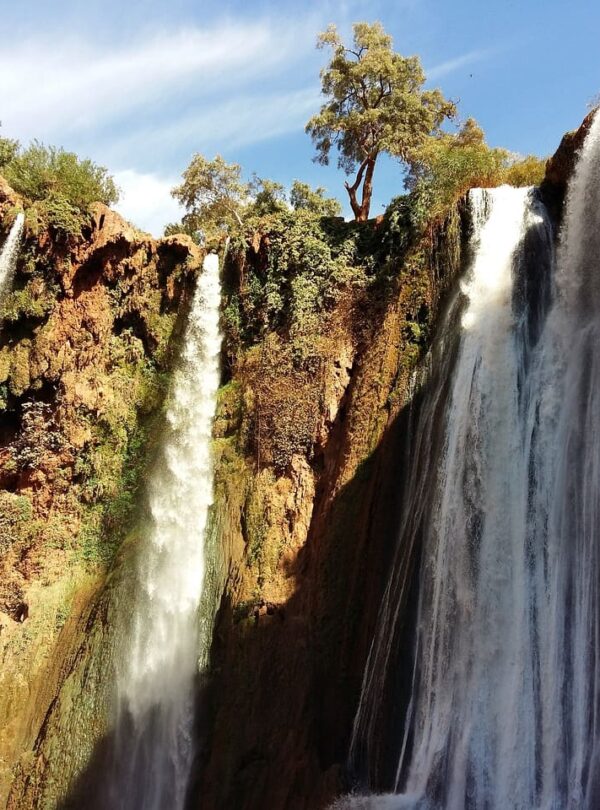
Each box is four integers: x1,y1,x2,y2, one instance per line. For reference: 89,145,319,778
193,355,456,810
50,360,442,810
52,671,212,810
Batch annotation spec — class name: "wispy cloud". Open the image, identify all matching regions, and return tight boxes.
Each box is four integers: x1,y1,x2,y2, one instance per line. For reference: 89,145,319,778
0,21,315,139
0,19,320,234
103,87,319,164
113,169,184,235
426,47,500,80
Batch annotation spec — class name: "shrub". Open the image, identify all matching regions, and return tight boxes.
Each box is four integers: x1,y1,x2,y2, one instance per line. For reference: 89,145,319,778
3,141,119,209
502,154,547,187
0,135,19,170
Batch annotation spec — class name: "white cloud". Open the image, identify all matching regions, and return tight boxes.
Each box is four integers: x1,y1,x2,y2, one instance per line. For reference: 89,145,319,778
0,19,321,234
427,48,499,80
113,169,183,236
0,20,316,141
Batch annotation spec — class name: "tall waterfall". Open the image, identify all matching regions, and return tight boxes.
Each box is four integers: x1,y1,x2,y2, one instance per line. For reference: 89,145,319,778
0,213,24,301
104,251,222,810
342,112,600,810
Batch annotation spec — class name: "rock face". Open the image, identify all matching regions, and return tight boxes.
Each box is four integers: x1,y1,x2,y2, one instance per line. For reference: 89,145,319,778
0,180,202,806
540,110,596,221
195,205,467,809
194,116,591,809
0,113,589,810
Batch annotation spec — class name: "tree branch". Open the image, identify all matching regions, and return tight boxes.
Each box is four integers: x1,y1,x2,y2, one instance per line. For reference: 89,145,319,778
345,157,370,195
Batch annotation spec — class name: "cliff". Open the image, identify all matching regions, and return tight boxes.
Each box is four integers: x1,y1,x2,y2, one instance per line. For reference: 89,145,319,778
0,111,592,809
193,113,592,808
194,203,467,808
0,181,203,806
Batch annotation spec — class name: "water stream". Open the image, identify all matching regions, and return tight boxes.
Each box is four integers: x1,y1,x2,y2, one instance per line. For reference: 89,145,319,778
0,212,25,302
342,111,600,810
104,251,222,810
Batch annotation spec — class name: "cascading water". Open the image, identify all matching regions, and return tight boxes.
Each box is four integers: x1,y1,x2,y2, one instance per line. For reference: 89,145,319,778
102,251,222,810
340,113,600,810
0,213,24,302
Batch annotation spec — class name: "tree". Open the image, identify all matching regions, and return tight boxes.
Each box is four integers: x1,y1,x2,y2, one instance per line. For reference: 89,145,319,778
405,118,547,220
3,141,118,208
248,175,287,216
171,154,248,241
290,180,342,216
306,22,456,222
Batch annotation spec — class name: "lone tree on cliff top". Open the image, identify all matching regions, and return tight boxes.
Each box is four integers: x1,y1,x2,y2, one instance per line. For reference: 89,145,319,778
306,22,456,221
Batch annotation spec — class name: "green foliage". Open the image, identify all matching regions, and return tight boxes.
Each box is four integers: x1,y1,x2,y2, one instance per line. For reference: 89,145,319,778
503,154,547,187
406,118,547,221
170,154,247,244
407,119,506,220
0,140,118,238
290,180,342,216
306,21,456,220
38,193,86,234
77,365,167,566
248,175,287,216
226,207,373,354
3,141,119,208
1,278,59,322
0,492,33,555
0,134,19,170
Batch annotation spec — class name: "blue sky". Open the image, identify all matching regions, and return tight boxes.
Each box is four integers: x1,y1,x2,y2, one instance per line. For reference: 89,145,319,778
0,0,598,234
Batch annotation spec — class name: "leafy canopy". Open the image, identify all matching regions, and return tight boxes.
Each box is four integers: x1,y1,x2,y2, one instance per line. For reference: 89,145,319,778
3,140,119,209
306,22,456,220
290,181,342,217
170,154,248,242
407,117,547,220
168,153,342,243
0,134,19,171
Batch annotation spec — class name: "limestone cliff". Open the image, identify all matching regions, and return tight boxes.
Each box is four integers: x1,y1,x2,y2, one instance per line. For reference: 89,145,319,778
0,112,590,810
194,203,466,809
0,181,202,806
193,115,590,809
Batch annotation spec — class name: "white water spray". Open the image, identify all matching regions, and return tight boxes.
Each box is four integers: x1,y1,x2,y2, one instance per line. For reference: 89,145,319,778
344,114,600,809
0,213,24,301
107,251,222,810
340,145,600,807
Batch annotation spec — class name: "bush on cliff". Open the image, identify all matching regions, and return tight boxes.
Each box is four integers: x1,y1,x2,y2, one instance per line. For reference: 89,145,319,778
4,141,118,208
407,118,547,221
2,140,119,236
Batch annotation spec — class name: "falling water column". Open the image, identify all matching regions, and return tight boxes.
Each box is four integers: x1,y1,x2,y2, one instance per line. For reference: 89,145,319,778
342,186,555,810
107,251,222,810
0,213,25,301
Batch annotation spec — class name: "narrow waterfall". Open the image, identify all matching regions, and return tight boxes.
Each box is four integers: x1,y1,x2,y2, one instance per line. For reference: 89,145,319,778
338,113,600,809
104,251,222,810
0,213,25,301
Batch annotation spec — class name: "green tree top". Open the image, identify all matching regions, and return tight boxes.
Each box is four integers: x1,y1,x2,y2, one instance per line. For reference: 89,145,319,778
3,141,118,208
290,180,342,216
170,154,248,242
306,22,456,221
168,154,343,242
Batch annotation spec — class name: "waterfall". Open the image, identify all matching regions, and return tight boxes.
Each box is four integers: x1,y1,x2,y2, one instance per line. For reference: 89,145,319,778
103,251,222,810
339,112,600,809
0,213,24,301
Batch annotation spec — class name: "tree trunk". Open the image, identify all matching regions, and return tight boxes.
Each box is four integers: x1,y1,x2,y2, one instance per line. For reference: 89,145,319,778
345,156,377,222
357,158,376,221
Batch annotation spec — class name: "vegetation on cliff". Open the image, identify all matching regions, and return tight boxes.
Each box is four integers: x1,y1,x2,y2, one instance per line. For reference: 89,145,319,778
305,22,456,221
0,136,119,238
